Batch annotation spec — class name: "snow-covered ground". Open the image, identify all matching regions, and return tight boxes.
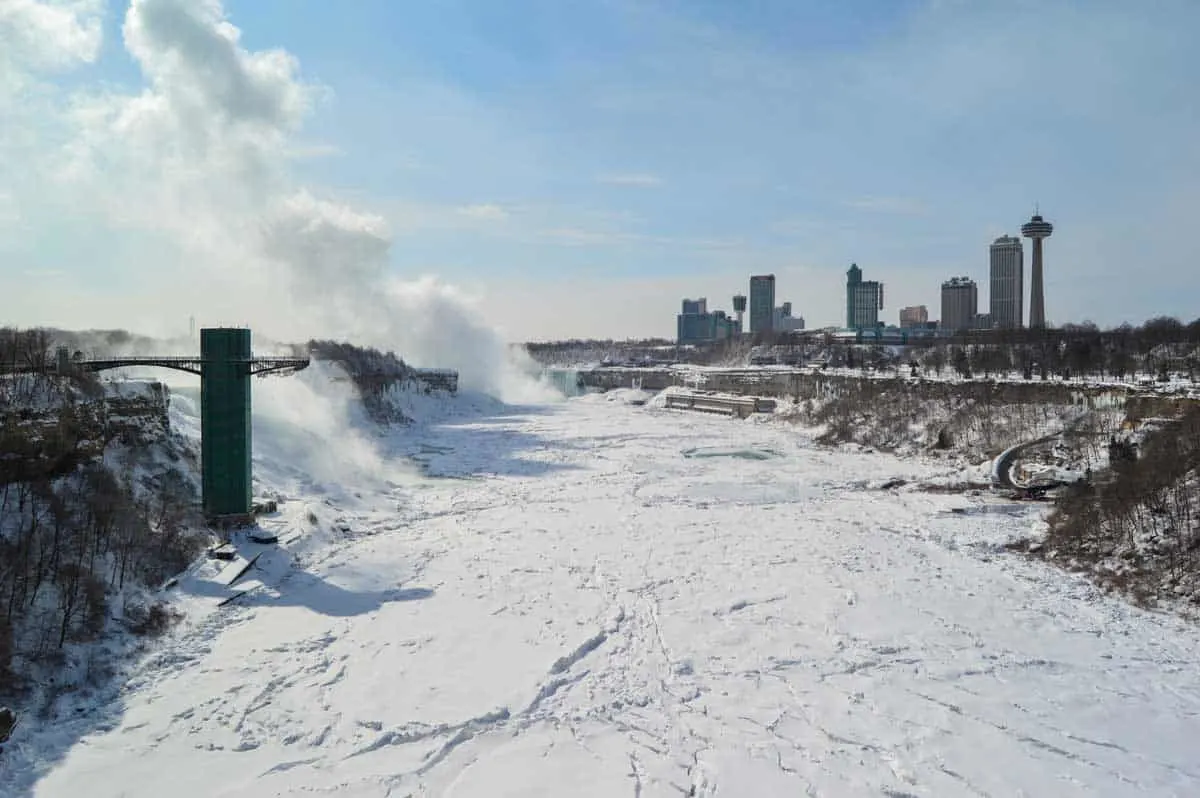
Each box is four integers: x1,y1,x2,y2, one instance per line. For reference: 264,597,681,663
590,361,1200,397
10,385,1200,796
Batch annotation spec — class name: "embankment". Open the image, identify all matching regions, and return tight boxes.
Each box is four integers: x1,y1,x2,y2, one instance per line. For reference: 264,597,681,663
1027,404,1200,611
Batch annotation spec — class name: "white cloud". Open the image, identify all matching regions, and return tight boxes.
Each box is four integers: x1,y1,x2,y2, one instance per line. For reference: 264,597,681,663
455,203,509,221
282,142,343,160
596,173,663,187
123,0,311,132
0,0,102,77
843,196,929,216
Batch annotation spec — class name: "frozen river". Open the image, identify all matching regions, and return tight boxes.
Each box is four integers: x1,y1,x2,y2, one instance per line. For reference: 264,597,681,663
18,391,1200,797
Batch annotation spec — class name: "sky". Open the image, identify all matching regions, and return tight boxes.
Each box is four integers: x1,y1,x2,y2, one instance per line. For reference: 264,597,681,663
2,0,1199,343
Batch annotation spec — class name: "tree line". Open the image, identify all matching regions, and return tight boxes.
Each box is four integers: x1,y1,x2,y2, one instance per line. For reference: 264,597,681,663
522,316,1200,376
1042,402,1200,607
903,316,1200,382
785,377,1122,458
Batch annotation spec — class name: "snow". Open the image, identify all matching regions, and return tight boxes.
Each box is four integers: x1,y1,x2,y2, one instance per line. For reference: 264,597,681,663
8,387,1200,796
610,362,1200,398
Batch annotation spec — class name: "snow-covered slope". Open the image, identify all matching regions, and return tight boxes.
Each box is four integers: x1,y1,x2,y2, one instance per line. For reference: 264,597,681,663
10,388,1200,796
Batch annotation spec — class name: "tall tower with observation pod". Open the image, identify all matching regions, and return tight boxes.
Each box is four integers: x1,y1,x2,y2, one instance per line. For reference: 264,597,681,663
1021,210,1054,329
732,294,747,330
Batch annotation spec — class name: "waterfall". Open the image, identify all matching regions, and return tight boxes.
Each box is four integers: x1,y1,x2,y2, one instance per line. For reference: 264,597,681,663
542,368,588,398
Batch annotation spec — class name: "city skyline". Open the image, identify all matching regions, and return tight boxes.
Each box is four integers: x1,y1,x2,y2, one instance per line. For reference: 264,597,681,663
2,1,1199,343
673,209,1055,341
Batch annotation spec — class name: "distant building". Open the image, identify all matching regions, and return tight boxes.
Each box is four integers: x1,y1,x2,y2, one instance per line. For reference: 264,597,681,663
940,277,978,332
732,294,747,329
989,236,1024,328
749,275,776,334
899,305,929,329
974,312,993,330
1021,212,1054,328
718,311,741,339
846,263,884,329
773,302,805,332
677,299,741,345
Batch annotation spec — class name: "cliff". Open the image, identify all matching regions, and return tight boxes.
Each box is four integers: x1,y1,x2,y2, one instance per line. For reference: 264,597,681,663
0,373,205,711
305,339,459,423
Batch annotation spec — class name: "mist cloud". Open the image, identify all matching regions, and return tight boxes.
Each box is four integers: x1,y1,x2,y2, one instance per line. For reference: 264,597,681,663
10,0,545,399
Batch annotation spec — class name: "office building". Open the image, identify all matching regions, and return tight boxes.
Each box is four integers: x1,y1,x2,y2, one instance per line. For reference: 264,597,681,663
899,305,929,329
989,235,1024,328
677,299,741,345
846,263,884,329
940,277,978,332
773,302,805,332
749,275,776,334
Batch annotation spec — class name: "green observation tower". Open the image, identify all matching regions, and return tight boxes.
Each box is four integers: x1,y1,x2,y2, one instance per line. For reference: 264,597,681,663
200,328,255,519
28,328,309,522
196,328,310,521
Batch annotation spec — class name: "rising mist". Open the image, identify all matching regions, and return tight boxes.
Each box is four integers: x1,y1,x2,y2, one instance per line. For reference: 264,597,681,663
9,0,553,403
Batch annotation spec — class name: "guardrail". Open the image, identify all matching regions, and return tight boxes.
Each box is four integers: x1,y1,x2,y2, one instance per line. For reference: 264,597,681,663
663,390,776,418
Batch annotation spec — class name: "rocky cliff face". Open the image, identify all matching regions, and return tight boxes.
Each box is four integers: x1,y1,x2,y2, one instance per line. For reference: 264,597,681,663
1,375,204,712
1,377,171,485
305,339,458,423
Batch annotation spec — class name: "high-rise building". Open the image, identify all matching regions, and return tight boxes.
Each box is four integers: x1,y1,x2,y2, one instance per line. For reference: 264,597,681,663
677,299,740,345
941,277,978,332
1021,212,1054,328
846,263,883,329
989,235,1024,328
773,302,805,332
749,275,776,334
677,311,739,345
846,264,861,327
713,311,740,340
899,305,929,328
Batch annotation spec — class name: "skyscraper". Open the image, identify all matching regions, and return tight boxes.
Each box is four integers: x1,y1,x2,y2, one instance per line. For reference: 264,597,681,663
846,263,883,329
677,298,739,344
845,264,861,327
749,275,776,334
989,235,1024,328
1021,212,1054,328
941,277,978,332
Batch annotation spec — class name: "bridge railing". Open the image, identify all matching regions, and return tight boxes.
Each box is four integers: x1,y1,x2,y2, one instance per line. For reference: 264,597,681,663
65,355,311,376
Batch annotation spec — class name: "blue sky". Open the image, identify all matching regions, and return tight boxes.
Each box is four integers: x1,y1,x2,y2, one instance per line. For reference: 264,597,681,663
4,0,1200,341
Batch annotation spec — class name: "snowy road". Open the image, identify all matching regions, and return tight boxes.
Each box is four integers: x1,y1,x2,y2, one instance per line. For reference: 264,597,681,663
24,393,1200,796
